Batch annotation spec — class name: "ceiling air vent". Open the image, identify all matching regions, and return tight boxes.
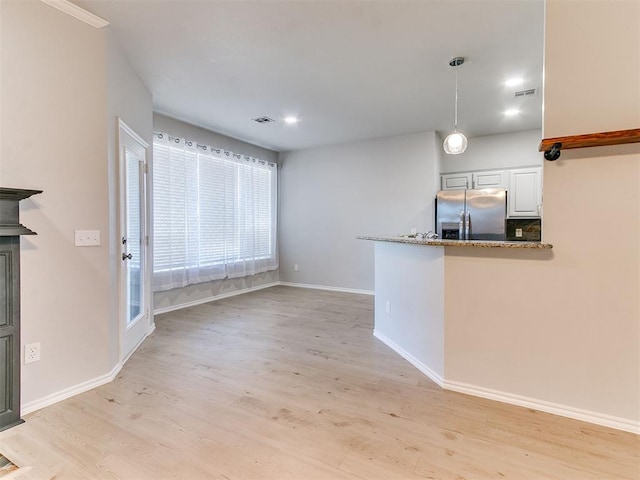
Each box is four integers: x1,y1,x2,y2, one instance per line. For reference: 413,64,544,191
252,116,275,124
515,88,536,97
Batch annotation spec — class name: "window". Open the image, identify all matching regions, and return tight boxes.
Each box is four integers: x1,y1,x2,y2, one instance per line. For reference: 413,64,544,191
152,133,278,291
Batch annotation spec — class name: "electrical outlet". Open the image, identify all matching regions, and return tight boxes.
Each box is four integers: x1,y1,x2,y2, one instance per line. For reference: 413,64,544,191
25,342,41,364
515,228,523,238
294,264,299,272
385,300,391,315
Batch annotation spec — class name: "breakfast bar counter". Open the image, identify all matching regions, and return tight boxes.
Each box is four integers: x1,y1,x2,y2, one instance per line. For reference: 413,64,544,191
357,235,553,249
358,234,552,390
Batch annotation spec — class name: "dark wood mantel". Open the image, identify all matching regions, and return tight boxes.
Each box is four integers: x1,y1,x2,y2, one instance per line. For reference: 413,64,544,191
0,187,43,237
0,186,42,431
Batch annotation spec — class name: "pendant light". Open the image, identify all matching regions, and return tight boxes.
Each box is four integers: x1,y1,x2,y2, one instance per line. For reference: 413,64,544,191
443,56,468,155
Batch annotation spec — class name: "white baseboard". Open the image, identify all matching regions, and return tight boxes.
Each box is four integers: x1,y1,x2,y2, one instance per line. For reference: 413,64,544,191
278,281,374,296
373,329,444,387
374,330,639,434
22,361,123,416
22,322,158,416
121,322,156,365
154,281,373,317
153,281,280,315
442,379,640,435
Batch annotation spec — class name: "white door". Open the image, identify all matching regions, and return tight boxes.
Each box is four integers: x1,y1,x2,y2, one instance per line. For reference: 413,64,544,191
118,119,151,362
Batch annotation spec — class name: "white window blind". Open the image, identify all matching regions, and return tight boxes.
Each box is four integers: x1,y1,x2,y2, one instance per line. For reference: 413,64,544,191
152,133,278,291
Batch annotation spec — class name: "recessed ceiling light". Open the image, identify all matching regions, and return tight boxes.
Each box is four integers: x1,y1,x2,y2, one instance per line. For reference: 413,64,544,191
505,77,523,87
284,116,299,125
504,108,520,116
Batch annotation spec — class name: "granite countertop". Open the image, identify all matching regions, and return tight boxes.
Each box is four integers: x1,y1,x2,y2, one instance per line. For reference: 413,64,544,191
357,235,553,249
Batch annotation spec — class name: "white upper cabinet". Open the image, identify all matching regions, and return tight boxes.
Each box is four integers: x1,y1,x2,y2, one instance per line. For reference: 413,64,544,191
472,170,508,189
440,167,542,218
442,170,508,190
508,167,542,217
441,173,472,190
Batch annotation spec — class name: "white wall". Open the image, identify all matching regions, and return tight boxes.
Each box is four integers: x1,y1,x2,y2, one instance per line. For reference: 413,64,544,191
444,0,639,431
0,0,156,409
152,113,279,312
279,131,440,291
1,0,110,406
106,31,154,365
374,242,444,382
439,129,543,173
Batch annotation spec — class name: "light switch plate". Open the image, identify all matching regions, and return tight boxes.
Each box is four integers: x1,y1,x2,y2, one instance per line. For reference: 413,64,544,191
75,230,101,246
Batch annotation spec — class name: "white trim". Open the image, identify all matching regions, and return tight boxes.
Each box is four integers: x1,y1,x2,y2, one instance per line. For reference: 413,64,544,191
153,282,280,315
21,325,156,416
39,0,109,29
278,282,374,296
121,323,156,365
442,379,640,435
375,327,639,434
153,281,372,316
22,362,122,416
373,329,444,387
118,118,150,149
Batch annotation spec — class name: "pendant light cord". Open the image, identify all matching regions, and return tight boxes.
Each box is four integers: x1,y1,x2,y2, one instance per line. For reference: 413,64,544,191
454,68,459,132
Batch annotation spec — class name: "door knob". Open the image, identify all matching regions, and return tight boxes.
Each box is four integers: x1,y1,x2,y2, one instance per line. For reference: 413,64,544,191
122,253,133,261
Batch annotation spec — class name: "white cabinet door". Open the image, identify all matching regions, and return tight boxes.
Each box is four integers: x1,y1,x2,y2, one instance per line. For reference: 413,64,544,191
441,173,472,190
508,167,542,217
472,170,508,189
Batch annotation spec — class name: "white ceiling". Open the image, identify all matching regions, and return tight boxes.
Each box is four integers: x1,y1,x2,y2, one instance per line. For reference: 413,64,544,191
78,0,544,152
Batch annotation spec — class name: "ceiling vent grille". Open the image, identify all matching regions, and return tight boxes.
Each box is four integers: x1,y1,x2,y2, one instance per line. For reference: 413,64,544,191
515,88,536,97
253,116,275,124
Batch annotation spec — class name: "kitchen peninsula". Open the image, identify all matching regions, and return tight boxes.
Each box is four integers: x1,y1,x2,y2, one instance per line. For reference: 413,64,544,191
358,235,552,249
357,235,553,401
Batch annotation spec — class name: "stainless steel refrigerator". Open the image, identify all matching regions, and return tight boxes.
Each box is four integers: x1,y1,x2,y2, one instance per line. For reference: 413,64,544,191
436,188,507,240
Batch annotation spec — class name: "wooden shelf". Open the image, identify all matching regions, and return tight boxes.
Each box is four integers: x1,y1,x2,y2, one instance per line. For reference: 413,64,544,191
539,128,640,159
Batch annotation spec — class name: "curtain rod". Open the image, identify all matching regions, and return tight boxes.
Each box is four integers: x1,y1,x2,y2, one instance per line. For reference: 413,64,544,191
153,132,277,168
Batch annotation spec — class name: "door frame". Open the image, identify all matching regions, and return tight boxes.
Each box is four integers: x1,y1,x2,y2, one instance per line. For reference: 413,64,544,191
117,118,153,363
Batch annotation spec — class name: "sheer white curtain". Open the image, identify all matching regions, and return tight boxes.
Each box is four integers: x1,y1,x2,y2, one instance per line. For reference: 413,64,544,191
152,133,277,292
226,155,278,278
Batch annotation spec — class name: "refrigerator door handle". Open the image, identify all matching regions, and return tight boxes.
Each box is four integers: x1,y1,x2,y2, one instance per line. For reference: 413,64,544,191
465,211,470,240
459,210,465,239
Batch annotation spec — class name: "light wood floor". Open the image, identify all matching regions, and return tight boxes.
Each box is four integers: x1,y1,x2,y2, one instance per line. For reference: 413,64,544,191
1,286,638,479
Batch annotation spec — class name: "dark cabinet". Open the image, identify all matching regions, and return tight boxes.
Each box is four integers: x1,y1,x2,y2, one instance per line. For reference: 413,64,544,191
0,237,20,430
0,188,41,431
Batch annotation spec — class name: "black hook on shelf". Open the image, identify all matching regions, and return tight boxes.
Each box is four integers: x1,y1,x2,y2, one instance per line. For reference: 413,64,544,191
544,142,562,161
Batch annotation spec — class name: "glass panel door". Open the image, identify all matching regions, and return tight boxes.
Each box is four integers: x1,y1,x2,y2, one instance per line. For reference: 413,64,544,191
118,119,150,361
124,147,144,326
